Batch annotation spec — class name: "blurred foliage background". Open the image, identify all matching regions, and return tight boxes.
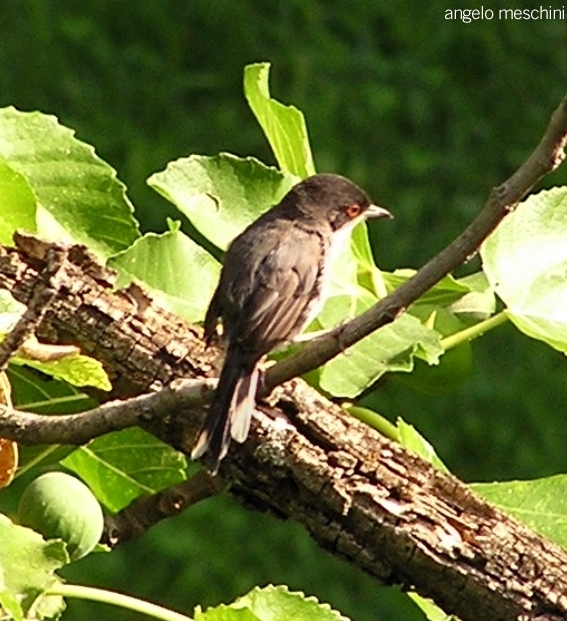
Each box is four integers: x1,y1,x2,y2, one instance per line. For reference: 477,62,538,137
2,2,567,620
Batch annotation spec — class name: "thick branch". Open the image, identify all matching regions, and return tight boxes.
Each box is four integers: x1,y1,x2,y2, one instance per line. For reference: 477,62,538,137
2,234,567,621
264,93,567,390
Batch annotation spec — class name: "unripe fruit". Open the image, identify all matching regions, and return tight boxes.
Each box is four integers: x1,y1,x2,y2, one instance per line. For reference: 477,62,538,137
18,472,104,561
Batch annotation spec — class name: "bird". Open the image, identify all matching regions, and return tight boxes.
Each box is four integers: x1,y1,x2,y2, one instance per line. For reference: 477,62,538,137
191,173,392,473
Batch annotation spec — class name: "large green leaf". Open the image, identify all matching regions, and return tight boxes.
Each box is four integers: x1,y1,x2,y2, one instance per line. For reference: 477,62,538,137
244,63,316,179
473,475,567,550
0,158,36,245
61,428,187,512
109,221,220,322
0,107,139,260
481,187,567,352
148,153,295,251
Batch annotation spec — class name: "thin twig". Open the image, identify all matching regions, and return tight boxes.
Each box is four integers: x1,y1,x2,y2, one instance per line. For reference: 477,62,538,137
0,378,215,445
0,246,68,371
103,470,224,547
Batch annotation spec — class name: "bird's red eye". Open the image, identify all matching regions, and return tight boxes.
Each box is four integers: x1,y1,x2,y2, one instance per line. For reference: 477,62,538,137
345,203,362,218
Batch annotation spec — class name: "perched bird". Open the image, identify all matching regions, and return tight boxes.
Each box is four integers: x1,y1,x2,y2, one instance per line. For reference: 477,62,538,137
192,173,392,473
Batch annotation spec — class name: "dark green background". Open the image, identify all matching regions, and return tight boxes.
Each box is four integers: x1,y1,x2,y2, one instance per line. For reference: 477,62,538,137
2,2,567,620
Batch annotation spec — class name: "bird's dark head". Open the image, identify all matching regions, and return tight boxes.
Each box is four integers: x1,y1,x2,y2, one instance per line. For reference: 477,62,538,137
286,173,392,231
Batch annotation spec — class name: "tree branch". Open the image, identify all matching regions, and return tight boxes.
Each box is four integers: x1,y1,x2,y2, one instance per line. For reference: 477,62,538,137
102,469,224,546
0,378,214,445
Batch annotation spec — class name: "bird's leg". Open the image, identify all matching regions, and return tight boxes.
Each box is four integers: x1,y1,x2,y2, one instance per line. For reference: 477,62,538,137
256,366,267,399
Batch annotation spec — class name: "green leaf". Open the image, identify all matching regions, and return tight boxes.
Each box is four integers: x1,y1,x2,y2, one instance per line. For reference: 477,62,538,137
195,607,260,621
244,63,316,179
0,513,67,618
8,365,99,475
481,187,567,353
473,475,567,549
396,419,449,473
195,585,350,621
233,585,349,621
0,158,36,245
11,353,111,391
0,589,24,621
408,593,456,621
8,366,97,415
351,223,389,299
1,303,111,392
394,307,472,396
384,270,472,307
448,271,496,321
314,292,443,398
0,107,139,260
61,428,187,512
109,223,220,323
148,153,296,251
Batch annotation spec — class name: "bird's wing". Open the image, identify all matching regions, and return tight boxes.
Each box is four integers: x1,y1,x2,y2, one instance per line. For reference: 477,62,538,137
231,225,326,353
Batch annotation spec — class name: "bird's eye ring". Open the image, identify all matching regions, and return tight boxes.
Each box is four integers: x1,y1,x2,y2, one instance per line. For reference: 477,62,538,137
345,203,362,218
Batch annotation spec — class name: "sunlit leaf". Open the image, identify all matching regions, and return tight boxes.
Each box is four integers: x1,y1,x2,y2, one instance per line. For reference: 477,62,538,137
148,153,295,251
481,187,567,352
109,222,220,322
62,428,187,512
0,107,139,260
0,158,36,245
473,475,567,549
244,63,316,179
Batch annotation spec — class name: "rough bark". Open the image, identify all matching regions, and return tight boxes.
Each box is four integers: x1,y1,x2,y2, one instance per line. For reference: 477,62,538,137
1,235,567,621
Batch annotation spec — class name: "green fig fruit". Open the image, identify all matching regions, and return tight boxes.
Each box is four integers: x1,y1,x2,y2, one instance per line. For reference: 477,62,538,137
18,471,104,561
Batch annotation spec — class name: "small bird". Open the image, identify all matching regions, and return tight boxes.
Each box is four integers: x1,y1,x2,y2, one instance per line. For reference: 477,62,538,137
192,173,392,473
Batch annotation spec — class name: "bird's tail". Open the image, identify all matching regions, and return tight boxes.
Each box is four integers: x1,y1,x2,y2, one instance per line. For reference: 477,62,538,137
191,346,258,474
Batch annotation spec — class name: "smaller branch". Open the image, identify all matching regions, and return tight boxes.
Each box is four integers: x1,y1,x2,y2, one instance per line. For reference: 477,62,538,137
45,584,193,621
440,310,509,351
0,246,67,370
0,378,215,445
102,470,224,547
264,92,567,391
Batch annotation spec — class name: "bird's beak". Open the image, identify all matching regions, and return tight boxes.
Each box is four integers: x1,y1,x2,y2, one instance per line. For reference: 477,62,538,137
365,204,393,220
